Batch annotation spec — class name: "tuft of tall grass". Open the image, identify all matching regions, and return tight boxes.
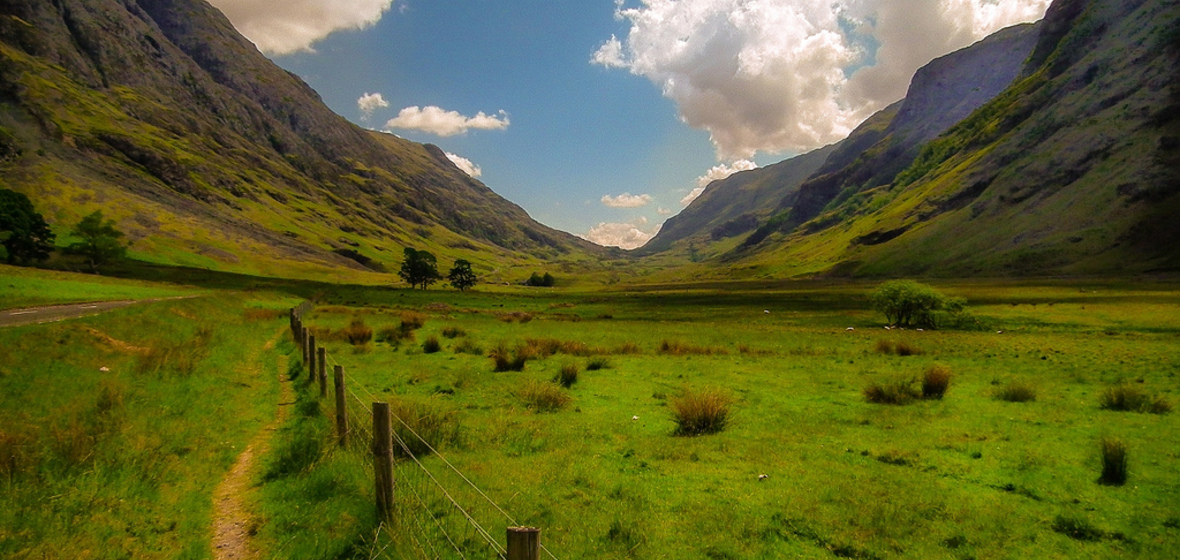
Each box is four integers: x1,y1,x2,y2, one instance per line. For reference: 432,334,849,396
376,325,414,345
921,365,951,399
422,336,441,354
1098,437,1128,486
342,319,373,346
864,379,921,405
995,381,1037,402
441,326,466,338
586,357,611,371
490,342,530,372
264,421,324,481
1099,384,1171,414
497,311,534,323
671,389,732,436
659,340,728,356
520,382,571,412
400,311,427,331
243,307,287,321
135,328,213,377
453,338,484,355
555,364,579,388
389,400,462,458
875,339,924,356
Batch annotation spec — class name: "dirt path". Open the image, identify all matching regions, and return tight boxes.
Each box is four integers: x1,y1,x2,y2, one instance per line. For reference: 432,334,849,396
0,295,201,327
211,332,293,559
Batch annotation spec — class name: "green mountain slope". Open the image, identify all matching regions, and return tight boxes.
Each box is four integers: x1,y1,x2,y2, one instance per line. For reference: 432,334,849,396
0,0,606,279
731,0,1180,277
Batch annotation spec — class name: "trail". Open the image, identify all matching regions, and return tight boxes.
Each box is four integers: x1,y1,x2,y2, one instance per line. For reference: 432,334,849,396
0,295,201,327
211,331,293,559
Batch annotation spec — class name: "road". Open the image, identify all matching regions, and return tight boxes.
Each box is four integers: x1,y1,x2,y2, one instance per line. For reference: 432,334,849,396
0,296,197,327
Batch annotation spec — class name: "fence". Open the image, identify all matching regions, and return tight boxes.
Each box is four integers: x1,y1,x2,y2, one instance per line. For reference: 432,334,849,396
290,304,556,560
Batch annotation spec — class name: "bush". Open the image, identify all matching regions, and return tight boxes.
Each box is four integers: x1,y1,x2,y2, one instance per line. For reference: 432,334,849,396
526,272,556,287
864,380,921,405
342,319,373,345
520,382,571,412
422,336,441,354
1098,437,1128,486
921,365,952,399
995,381,1037,402
586,357,611,371
870,280,966,329
1099,384,1171,414
671,389,732,436
555,364,579,388
441,326,466,338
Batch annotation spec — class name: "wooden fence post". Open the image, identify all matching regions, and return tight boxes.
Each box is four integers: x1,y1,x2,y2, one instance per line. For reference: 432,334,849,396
334,365,347,446
307,334,317,381
317,347,327,398
507,527,540,560
373,401,395,523
300,326,308,363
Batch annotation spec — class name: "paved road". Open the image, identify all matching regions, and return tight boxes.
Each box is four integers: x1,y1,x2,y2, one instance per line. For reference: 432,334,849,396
0,297,197,327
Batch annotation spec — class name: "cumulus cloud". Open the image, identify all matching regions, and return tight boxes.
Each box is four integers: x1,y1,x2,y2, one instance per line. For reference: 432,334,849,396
594,0,1050,159
601,193,654,208
357,92,390,118
681,159,759,205
209,0,397,55
384,106,510,137
444,152,482,178
584,217,661,250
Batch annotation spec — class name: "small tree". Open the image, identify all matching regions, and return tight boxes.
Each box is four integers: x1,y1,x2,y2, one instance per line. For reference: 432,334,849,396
447,259,477,291
870,280,964,329
0,188,55,265
526,272,556,287
64,211,126,272
398,247,441,290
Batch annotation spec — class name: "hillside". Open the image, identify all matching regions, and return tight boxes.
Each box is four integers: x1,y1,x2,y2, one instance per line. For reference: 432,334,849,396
0,0,606,279
729,0,1179,277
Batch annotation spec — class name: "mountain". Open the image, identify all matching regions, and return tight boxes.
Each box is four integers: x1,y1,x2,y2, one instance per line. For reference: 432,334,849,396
0,0,606,278
637,144,835,255
728,0,1179,277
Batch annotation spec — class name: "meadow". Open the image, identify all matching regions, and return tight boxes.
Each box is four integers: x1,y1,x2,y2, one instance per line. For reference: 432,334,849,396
1,272,1178,559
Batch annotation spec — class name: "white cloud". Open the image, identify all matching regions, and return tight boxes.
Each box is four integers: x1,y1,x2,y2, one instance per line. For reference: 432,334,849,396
357,92,390,118
601,193,654,208
657,207,673,216
584,218,662,250
444,152,482,178
594,0,1050,159
384,106,510,137
681,159,758,205
209,0,396,55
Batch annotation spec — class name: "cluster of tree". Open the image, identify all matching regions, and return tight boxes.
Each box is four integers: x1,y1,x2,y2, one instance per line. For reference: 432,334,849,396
870,280,966,329
1,188,126,271
398,247,477,291
526,272,556,287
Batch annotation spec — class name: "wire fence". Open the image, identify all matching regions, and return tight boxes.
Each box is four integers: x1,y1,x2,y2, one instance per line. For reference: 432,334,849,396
292,304,554,560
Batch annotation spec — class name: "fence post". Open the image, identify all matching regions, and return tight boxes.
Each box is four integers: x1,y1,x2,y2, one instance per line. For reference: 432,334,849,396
307,334,317,381
334,365,347,446
507,527,540,560
317,347,327,398
373,401,395,523
300,326,308,363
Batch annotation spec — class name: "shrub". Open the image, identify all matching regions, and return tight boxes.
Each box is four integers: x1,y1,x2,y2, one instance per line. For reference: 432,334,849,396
1099,384,1171,414
671,389,732,436
342,319,373,345
441,326,466,338
921,365,952,399
870,280,965,329
555,364,579,388
1098,437,1128,486
995,381,1037,402
586,357,611,370
422,336,441,354
520,382,571,412
453,338,484,355
389,400,462,458
864,379,921,405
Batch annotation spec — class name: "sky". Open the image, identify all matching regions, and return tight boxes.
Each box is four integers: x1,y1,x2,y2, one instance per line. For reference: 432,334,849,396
206,0,1050,249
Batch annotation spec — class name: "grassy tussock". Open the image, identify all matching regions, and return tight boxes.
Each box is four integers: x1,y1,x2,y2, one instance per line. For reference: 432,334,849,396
738,344,775,356
586,357,611,370
921,365,952,399
671,389,732,436
555,364,579,388
659,339,729,356
874,339,925,356
422,336,441,353
520,382,571,412
497,311,534,323
864,379,922,405
400,311,428,331
1098,437,1128,486
453,338,484,355
243,307,288,321
390,400,462,458
490,342,532,372
1099,384,1171,414
995,381,1037,402
441,326,466,338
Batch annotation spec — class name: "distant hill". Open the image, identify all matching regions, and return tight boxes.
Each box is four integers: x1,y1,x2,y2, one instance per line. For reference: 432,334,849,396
0,0,607,278
725,0,1179,277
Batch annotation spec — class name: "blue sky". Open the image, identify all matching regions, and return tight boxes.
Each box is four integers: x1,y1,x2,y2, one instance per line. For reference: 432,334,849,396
208,0,1050,248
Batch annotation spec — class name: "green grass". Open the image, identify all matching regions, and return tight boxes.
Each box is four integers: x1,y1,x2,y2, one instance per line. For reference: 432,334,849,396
0,263,197,309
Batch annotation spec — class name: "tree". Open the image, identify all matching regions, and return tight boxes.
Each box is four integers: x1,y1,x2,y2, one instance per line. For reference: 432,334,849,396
0,188,55,265
447,259,477,291
870,280,964,329
398,247,441,290
64,211,127,272
526,272,556,287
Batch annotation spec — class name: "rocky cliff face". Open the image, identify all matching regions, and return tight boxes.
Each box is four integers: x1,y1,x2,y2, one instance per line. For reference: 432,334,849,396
0,0,601,275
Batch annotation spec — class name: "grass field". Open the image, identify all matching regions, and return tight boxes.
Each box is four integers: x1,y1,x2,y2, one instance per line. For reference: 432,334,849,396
2,268,1177,559
0,263,200,309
